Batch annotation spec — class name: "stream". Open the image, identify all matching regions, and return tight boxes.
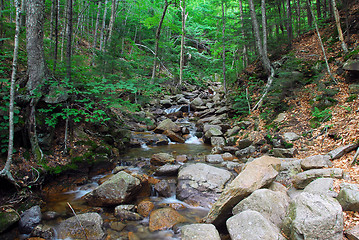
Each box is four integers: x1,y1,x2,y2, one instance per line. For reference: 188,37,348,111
39,120,213,239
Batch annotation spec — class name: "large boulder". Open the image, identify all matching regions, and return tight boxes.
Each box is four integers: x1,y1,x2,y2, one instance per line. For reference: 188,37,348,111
283,192,343,240
226,210,285,240
149,208,186,232
337,183,359,212
177,163,232,208
232,189,289,228
154,119,181,133
130,132,169,147
181,224,221,240
301,154,332,170
202,156,280,227
276,158,301,185
84,171,141,206
292,168,343,189
18,205,42,234
328,144,358,160
203,128,223,143
150,153,175,166
57,213,105,240
303,178,338,198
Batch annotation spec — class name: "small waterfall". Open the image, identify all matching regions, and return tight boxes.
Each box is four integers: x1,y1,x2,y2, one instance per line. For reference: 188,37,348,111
164,106,182,114
141,143,150,150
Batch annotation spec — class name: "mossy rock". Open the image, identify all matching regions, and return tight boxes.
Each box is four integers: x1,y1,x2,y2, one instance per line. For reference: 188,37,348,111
0,209,20,233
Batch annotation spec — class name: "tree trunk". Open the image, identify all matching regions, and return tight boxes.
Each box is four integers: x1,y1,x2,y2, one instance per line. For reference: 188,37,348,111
344,0,349,42
306,0,313,26
306,0,336,83
248,0,271,74
331,0,348,52
261,0,268,57
66,0,73,81
0,0,21,183
239,0,248,68
151,0,169,82
60,0,68,62
286,0,293,44
53,0,59,73
179,0,188,86
107,0,118,45
92,1,101,65
221,0,226,94
297,0,301,35
99,0,108,52
316,0,321,19
26,0,47,161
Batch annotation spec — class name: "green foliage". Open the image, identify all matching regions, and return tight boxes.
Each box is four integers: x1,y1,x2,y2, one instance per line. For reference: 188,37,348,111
310,107,332,128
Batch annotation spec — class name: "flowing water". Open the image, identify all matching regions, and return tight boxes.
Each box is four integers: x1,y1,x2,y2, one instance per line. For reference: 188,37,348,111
39,119,213,240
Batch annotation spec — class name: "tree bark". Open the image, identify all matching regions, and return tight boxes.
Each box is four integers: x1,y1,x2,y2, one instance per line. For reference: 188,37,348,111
0,0,21,183
100,0,108,52
239,0,248,68
53,0,59,73
92,1,101,65
331,0,348,52
306,0,313,26
107,0,118,45
66,0,73,81
151,0,169,82
316,0,321,19
221,0,226,94
286,0,293,44
179,0,188,86
26,0,47,161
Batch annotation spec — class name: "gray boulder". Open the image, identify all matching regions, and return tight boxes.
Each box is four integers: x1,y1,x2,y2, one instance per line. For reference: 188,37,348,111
181,224,221,240
177,163,232,208
84,171,141,206
235,145,256,159
328,144,358,160
205,154,224,164
57,213,105,240
226,126,241,137
283,132,300,141
237,138,253,149
276,158,301,185
203,124,221,133
232,189,289,228
154,119,181,133
283,192,343,240
204,128,223,143
272,148,298,158
154,180,173,198
301,154,332,170
345,225,359,240
150,153,175,166
31,224,56,239
19,205,42,234
155,164,181,176
226,210,285,240
303,178,338,198
211,137,226,147
337,183,359,212
202,156,280,226
293,168,343,189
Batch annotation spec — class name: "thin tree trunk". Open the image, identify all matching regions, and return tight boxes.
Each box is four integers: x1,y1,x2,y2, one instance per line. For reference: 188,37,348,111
297,0,301,35
66,0,73,81
92,1,101,65
0,0,21,183
99,0,108,52
262,0,268,58
306,0,313,26
61,0,68,62
316,0,321,19
53,0,59,73
151,0,169,82
286,0,293,44
307,0,336,83
107,0,118,45
221,0,226,94
239,0,248,68
344,0,349,42
331,0,348,52
179,0,188,86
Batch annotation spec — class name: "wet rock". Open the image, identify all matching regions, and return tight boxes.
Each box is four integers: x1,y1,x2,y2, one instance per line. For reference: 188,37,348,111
149,208,186,232
293,168,343,189
203,124,221,133
155,164,181,176
301,154,332,170
114,208,142,221
42,211,59,220
283,132,300,141
181,224,221,240
163,130,185,143
130,132,169,147
345,225,359,240
57,212,105,240
202,156,280,226
177,163,232,208
137,200,155,217
154,119,181,133
203,128,223,143
328,144,358,160
109,221,126,231
190,97,204,110
205,154,224,164
19,205,42,234
222,146,239,154
221,152,236,161
154,180,173,198
232,189,289,228
84,171,141,206
283,192,343,240
150,153,175,166
160,99,172,108
176,155,189,163
30,224,55,239
210,137,225,147
0,209,20,233
337,183,359,212
303,178,337,198
226,210,285,240
272,148,297,158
